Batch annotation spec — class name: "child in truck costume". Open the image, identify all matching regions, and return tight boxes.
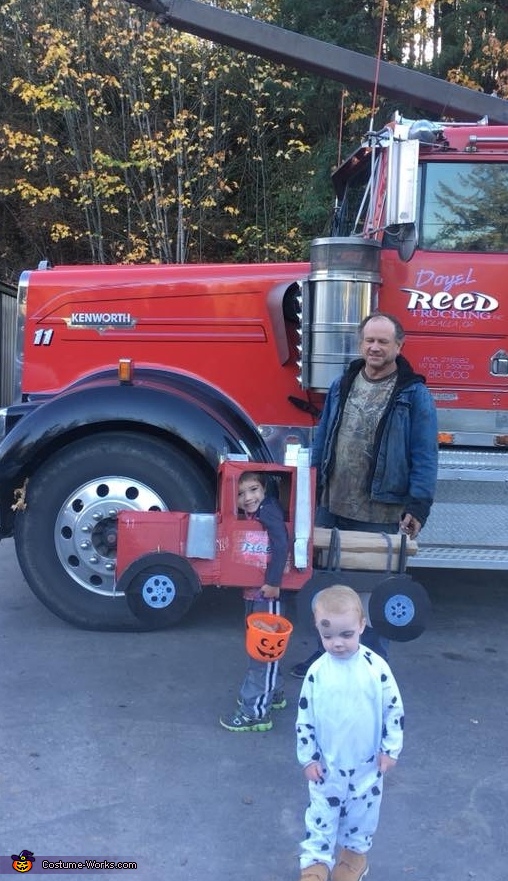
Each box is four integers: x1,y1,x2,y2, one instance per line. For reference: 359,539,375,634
219,470,289,732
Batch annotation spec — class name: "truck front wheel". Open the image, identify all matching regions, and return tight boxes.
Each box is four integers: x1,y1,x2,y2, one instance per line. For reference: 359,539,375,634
14,433,215,630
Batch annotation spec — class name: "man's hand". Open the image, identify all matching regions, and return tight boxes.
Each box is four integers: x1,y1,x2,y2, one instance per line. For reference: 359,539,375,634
399,513,421,540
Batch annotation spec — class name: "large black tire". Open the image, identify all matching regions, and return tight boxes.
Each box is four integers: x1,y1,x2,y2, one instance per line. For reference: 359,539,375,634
14,433,215,631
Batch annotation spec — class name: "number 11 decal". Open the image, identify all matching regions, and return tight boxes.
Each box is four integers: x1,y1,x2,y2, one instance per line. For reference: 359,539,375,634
33,329,54,346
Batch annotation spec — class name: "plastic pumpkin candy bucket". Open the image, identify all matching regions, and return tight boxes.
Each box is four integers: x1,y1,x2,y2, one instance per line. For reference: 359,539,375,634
245,612,293,662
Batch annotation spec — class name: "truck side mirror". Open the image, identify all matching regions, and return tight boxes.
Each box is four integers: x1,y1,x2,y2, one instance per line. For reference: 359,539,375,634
386,138,419,262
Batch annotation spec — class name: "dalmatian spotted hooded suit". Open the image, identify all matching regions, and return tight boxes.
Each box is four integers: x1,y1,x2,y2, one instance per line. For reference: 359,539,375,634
296,646,404,870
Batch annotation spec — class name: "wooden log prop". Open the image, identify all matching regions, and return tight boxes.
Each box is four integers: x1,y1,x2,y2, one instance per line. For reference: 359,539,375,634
312,527,418,572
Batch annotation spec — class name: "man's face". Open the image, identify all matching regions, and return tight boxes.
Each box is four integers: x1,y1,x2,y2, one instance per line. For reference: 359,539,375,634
314,607,366,660
238,478,266,514
359,316,402,378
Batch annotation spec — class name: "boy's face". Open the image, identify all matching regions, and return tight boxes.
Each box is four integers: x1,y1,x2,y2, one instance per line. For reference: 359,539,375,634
237,477,266,514
314,607,366,660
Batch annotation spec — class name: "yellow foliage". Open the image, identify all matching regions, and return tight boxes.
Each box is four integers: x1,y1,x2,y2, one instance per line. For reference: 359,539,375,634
10,180,60,206
50,223,73,242
11,77,78,112
0,0,315,264
40,37,74,73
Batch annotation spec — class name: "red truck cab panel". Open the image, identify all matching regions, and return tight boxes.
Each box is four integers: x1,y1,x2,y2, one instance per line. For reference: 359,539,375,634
116,461,315,591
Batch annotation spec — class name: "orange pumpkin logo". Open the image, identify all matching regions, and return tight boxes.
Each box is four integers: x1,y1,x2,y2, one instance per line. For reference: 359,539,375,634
11,851,35,873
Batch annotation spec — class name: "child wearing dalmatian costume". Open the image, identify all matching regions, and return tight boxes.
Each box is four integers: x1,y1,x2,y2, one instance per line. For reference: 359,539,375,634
296,586,404,881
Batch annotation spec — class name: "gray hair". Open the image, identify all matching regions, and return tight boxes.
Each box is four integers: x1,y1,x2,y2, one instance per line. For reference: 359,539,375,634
358,312,405,344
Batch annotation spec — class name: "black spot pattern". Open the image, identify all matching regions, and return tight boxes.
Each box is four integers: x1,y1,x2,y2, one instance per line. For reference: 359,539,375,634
299,696,308,709
381,673,387,682
327,796,341,807
372,785,381,796
297,721,316,750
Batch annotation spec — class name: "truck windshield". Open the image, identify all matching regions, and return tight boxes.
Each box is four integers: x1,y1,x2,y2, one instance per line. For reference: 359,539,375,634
419,161,508,252
334,155,508,254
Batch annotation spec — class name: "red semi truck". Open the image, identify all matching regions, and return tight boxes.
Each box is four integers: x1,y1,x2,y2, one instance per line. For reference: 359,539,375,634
0,1,506,631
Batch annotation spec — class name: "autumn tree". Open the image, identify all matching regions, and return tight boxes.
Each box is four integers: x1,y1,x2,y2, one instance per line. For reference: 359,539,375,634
0,0,315,272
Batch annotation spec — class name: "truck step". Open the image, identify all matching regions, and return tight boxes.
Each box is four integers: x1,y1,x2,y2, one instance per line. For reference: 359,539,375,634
408,545,508,570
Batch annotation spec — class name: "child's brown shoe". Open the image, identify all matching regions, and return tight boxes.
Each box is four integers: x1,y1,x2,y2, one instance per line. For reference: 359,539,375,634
300,863,330,881
331,849,368,881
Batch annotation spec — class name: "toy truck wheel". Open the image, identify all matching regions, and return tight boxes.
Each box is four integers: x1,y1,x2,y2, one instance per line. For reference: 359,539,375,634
13,432,214,631
368,575,431,642
117,552,200,626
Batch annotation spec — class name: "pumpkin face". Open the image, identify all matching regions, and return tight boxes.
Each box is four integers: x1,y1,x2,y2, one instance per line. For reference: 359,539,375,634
253,634,287,661
11,858,33,873
10,851,35,874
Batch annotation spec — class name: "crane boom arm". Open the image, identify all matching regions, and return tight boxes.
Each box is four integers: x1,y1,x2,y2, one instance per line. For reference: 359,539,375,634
127,0,508,124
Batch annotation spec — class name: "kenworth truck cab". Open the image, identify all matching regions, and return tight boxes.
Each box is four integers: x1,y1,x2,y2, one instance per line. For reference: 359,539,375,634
0,1,506,631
